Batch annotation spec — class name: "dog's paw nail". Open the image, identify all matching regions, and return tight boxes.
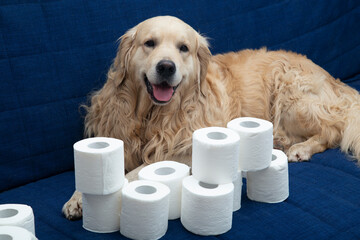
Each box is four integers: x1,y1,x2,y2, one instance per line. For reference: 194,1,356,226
288,155,299,162
287,146,311,162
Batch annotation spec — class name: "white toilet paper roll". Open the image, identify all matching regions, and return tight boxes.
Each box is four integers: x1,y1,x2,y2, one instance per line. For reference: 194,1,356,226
0,226,37,240
120,180,170,240
233,171,242,212
247,149,289,203
74,137,125,195
181,176,234,236
192,127,240,184
138,161,190,220
227,117,273,171
82,179,129,233
0,204,35,235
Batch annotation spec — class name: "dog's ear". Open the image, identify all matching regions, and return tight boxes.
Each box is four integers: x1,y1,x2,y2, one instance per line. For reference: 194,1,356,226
197,34,211,91
110,27,137,87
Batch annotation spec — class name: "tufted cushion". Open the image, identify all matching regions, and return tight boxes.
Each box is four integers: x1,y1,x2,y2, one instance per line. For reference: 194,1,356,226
1,0,359,191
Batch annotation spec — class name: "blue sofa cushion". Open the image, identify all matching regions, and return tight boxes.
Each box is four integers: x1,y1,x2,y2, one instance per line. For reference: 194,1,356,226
1,0,359,191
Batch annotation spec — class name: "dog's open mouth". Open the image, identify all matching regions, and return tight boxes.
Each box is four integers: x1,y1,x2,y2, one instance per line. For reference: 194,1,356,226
144,75,178,104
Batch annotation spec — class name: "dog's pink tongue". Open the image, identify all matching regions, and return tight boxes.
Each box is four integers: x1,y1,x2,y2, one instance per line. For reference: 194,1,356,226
152,84,174,102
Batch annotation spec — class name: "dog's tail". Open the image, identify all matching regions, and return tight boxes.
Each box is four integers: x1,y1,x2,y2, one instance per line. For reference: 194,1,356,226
341,102,360,162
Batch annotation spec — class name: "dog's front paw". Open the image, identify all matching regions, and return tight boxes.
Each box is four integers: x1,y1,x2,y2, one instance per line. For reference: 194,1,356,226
62,191,82,220
287,143,311,162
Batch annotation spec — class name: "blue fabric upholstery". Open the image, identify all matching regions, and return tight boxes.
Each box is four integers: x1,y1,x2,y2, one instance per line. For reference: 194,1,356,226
0,0,359,239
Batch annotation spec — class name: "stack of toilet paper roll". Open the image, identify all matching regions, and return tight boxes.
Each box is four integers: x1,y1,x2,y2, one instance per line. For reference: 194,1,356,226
72,117,289,238
0,204,37,239
227,117,289,203
181,127,241,236
74,137,126,233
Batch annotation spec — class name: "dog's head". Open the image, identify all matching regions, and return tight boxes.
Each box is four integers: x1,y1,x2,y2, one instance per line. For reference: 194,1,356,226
113,16,211,105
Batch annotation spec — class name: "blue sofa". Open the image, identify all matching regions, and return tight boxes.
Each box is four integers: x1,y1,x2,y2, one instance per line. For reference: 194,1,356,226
1,1,360,239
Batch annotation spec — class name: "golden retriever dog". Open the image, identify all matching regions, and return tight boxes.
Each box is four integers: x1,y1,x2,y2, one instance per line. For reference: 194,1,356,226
63,16,360,219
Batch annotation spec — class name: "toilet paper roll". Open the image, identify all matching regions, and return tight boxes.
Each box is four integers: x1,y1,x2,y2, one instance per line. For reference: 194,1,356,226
74,137,125,195
227,117,273,171
82,179,129,233
192,127,240,184
181,176,234,236
0,204,35,235
233,171,242,212
138,161,190,220
120,180,170,240
247,149,289,203
0,226,37,240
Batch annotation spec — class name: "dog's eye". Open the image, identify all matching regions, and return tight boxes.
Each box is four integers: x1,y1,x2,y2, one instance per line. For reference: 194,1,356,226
179,44,189,52
144,40,155,48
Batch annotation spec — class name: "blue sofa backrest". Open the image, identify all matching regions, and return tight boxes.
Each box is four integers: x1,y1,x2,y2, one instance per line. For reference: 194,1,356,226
1,0,359,191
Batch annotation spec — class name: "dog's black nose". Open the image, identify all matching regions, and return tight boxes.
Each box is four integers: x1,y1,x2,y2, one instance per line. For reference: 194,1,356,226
156,60,176,78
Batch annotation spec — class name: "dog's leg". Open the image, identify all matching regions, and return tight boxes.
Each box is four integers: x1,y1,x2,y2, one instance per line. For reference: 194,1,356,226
273,127,293,152
62,190,82,220
287,134,327,162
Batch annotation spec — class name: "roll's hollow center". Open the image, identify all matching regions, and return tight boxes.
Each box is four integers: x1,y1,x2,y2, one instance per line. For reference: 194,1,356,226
0,209,19,218
240,121,260,128
135,185,157,194
87,141,110,149
199,181,218,189
154,167,176,175
272,154,277,161
0,234,12,240
207,132,227,140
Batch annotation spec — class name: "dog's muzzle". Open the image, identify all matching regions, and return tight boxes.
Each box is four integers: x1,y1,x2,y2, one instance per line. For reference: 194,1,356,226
144,60,179,104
